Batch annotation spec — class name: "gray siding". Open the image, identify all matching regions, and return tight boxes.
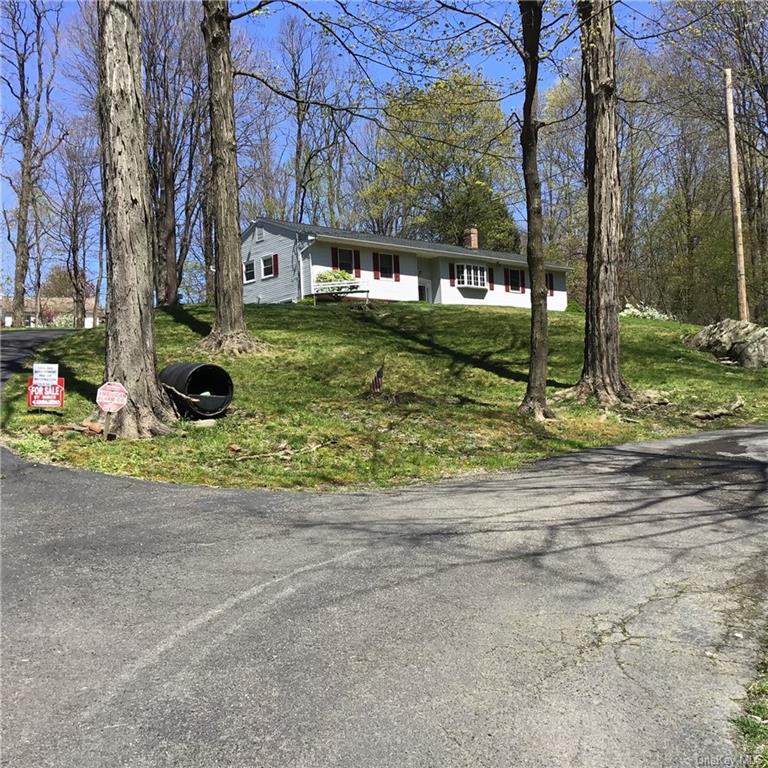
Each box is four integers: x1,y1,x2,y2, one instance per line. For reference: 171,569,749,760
241,223,301,304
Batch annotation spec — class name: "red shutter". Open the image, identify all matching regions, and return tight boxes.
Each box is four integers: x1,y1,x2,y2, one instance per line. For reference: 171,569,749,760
488,267,494,290
373,252,380,280
547,273,554,296
331,247,339,269
449,263,455,286
504,268,510,292
273,254,279,277
353,250,361,278
520,270,526,294
393,254,400,282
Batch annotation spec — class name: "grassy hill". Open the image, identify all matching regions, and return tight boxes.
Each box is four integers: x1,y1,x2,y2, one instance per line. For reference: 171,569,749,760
2,302,766,489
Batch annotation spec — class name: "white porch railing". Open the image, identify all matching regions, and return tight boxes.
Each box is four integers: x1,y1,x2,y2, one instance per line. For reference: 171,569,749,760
312,279,365,294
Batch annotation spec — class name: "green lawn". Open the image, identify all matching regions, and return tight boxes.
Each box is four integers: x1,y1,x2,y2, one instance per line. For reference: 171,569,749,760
1,301,766,490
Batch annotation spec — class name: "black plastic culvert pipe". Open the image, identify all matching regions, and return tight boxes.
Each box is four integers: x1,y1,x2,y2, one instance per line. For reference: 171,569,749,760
159,362,234,419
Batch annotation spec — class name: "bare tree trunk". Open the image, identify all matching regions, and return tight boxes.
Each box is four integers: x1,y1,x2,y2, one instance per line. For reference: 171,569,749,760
69,216,85,328
570,0,632,406
94,201,105,326
200,0,257,353
200,138,216,304
517,0,552,421
12,152,33,327
151,144,166,306
3,1,62,326
162,135,178,305
32,188,43,325
292,102,305,223
97,0,175,437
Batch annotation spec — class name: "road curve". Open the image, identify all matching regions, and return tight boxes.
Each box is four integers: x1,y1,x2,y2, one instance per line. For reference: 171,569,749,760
0,329,75,387
1,423,767,768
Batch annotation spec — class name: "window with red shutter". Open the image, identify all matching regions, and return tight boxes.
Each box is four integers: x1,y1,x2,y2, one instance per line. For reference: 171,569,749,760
488,267,494,290
520,270,526,293
393,254,400,282
272,254,279,277
373,252,380,280
504,268,510,292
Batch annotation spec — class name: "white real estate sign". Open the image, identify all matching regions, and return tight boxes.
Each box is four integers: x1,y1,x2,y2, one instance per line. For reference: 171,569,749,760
32,363,59,387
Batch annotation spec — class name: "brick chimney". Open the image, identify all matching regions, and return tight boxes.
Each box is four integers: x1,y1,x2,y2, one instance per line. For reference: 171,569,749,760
463,226,479,250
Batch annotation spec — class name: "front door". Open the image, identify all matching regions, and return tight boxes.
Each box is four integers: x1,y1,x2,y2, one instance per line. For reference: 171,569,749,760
418,280,431,303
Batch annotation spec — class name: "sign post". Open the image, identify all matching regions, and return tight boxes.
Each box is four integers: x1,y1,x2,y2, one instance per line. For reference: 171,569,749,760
96,381,128,441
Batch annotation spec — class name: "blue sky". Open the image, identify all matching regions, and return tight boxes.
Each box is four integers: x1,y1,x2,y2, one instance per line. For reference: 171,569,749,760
2,0,661,290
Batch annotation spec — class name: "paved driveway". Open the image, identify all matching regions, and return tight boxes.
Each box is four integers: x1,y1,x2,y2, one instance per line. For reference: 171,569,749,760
0,329,74,386
1,423,766,768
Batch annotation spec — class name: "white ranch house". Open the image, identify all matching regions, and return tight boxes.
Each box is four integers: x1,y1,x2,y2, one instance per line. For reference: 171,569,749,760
241,218,568,310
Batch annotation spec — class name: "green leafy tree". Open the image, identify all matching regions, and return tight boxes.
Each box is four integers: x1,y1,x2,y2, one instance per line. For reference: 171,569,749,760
40,265,74,297
357,71,518,240
422,176,521,252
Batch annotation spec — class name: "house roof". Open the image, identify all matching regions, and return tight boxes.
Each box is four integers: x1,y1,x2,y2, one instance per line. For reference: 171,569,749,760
247,218,570,271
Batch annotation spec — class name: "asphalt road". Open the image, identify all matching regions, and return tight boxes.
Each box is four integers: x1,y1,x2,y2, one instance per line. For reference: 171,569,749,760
2,421,767,768
0,329,75,387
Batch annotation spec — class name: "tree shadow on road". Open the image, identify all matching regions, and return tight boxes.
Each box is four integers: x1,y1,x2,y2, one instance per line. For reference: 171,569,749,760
247,427,768,605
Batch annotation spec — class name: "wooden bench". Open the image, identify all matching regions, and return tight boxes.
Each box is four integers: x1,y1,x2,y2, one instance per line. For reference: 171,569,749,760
312,282,370,307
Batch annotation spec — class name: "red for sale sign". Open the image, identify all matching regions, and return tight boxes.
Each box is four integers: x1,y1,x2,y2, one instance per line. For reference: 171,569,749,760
27,377,65,408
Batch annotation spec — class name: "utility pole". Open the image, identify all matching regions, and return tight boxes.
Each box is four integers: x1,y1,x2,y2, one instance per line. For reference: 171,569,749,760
724,68,750,322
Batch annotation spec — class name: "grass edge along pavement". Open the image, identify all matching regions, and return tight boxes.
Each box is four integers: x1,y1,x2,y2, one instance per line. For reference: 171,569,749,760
735,628,768,768
1,301,766,491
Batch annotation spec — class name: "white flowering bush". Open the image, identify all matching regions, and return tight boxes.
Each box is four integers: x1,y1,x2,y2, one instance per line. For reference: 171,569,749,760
620,302,676,321
50,313,75,327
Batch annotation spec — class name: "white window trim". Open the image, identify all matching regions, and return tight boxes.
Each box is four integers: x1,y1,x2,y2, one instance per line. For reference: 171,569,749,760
243,261,256,284
455,262,487,289
261,254,275,280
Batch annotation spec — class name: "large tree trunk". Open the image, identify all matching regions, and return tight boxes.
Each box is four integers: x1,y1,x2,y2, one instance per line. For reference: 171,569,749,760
97,0,176,437
517,0,552,421
200,0,257,353
12,151,33,327
571,0,632,406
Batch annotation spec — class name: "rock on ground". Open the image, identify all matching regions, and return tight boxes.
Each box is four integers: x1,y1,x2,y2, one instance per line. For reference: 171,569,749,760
687,318,768,368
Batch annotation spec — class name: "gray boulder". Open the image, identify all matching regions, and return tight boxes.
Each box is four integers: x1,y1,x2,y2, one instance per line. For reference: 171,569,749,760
687,319,768,368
